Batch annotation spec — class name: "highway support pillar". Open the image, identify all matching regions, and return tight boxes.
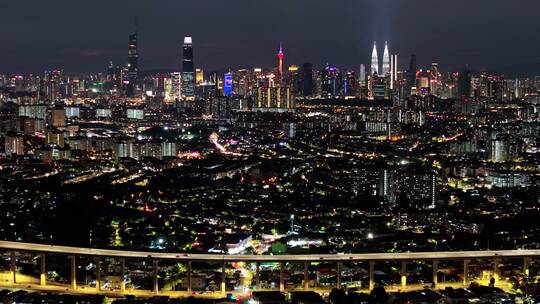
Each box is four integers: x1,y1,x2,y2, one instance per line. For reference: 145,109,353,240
120,258,126,293
40,253,46,286
95,257,101,292
255,262,260,290
303,262,309,291
10,251,16,285
336,262,342,289
70,256,77,290
400,261,407,289
221,261,226,294
152,260,159,295
279,262,285,292
463,259,469,286
432,260,439,287
369,261,375,291
187,261,192,293
493,258,501,285
524,258,531,277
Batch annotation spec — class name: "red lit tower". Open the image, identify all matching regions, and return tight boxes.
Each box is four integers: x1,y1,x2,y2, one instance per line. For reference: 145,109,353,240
277,42,284,82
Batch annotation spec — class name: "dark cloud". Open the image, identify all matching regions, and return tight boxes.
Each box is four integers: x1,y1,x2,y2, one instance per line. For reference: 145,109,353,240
1,0,540,75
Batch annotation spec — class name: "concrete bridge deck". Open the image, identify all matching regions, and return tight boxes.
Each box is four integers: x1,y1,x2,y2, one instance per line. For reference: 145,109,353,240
1,241,539,262
0,241,535,297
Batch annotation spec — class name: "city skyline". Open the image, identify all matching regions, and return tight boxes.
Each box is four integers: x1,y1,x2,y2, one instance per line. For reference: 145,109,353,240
1,1,540,303
1,0,540,75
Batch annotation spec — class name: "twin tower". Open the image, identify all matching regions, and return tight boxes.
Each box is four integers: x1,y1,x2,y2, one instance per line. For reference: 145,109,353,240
370,41,391,76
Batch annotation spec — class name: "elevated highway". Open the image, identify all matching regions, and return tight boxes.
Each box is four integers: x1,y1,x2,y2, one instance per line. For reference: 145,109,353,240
0,241,536,296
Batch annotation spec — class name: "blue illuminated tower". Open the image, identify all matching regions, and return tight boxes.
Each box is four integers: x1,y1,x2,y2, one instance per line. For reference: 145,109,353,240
224,73,233,96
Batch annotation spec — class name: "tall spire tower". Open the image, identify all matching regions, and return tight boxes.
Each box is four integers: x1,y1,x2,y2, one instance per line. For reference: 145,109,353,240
370,41,379,75
277,42,284,82
382,41,390,75
126,31,138,97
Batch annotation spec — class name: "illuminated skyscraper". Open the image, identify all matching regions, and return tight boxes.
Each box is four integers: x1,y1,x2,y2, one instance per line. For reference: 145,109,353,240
182,36,195,100
254,86,294,112
43,70,60,102
321,65,342,98
429,62,440,95
345,71,358,97
170,72,181,101
382,41,390,75
277,43,284,82
370,41,379,75
359,64,366,84
287,65,300,94
224,73,233,96
195,68,204,84
126,32,138,98
390,55,398,89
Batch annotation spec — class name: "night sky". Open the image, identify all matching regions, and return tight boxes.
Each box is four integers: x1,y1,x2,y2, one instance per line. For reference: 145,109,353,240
2,0,540,75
